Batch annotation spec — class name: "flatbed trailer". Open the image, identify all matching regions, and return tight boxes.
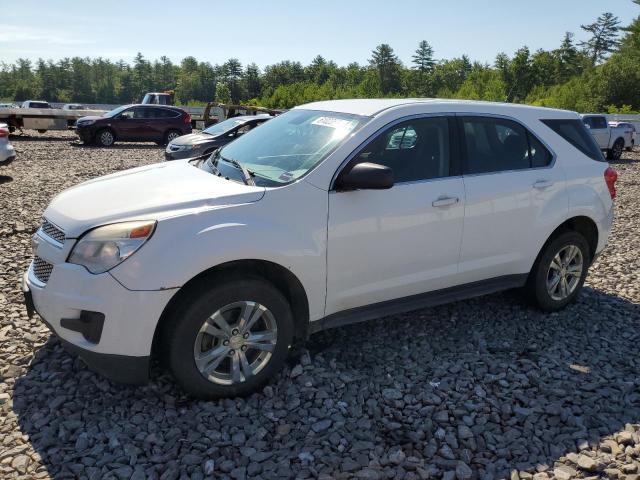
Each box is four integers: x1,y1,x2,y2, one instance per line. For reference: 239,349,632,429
0,106,108,133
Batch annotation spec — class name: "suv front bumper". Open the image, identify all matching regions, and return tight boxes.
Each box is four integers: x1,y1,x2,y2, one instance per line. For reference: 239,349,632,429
22,255,177,384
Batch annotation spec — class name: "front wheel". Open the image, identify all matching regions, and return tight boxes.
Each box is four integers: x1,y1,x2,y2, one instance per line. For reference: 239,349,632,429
607,138,624,160
525,231,590,311
95,129,115,147
164,278,294,398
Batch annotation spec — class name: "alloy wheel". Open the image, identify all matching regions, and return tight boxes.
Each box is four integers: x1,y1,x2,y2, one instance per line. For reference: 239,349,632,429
546,244,584,301
193,301,277,385
614,140,623,159
100,131,114,146
167,131,180,142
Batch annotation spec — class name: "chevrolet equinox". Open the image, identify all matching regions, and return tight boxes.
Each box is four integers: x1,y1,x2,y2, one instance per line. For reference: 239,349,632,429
23,99,617,398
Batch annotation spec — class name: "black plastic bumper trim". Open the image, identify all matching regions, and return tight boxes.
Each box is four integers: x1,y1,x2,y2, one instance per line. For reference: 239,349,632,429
60,310,105,344
39,314,149,385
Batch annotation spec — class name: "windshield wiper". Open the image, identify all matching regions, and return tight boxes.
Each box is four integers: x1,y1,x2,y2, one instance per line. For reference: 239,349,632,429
220,155,256,186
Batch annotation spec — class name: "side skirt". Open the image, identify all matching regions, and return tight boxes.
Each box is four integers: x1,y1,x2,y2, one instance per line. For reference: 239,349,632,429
309,274,528,335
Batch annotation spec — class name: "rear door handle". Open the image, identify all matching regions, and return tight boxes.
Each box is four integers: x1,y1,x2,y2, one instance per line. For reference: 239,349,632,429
533,180,554,190
432,196,459,208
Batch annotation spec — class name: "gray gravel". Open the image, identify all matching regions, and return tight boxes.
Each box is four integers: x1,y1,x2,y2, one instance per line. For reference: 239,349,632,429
1,131,639,479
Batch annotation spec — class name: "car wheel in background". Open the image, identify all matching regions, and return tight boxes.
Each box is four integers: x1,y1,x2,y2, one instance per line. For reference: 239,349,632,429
607,138,624,160
164,130,182,145
95,129,115,147
37,129,47,134
525,231,590,312
163,277,294,398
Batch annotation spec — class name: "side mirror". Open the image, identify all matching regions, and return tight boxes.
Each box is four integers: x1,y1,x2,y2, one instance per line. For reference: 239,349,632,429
336,162,394,191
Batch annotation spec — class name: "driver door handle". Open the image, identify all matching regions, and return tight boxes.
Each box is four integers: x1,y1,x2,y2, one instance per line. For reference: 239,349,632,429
432,196,459,208
533,180,554,190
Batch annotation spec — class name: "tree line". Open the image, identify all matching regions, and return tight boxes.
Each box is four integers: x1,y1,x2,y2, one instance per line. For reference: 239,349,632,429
1,3,639,113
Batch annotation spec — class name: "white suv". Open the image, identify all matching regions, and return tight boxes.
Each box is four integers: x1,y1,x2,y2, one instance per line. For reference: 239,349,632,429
23,99,617,398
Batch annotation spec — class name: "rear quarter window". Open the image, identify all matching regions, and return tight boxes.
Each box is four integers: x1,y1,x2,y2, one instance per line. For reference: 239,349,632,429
542,119,605,162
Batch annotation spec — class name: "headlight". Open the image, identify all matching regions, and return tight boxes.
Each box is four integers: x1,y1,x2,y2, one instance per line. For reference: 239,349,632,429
77,120,95,126
68,221,156,274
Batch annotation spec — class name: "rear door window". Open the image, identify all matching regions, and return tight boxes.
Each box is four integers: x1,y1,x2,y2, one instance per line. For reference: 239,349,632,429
542,119,604,161
584,116,607,129
154,108,179,118
461,117,530,174
460,116,553,174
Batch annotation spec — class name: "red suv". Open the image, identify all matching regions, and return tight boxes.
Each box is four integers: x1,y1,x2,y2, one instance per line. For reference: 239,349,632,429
75,104,192,147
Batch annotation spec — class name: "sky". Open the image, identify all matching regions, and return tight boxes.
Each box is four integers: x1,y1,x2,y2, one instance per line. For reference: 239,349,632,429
1,0,638,68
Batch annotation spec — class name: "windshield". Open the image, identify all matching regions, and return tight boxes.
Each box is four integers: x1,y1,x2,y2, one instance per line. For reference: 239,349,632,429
202,110,367,186
104,105,130,118
203,118,248,135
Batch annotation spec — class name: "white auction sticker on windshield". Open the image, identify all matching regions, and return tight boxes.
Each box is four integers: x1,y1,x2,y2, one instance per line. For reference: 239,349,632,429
311,116,353,129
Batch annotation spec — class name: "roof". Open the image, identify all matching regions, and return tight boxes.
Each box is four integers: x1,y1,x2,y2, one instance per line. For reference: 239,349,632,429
295,98,576,118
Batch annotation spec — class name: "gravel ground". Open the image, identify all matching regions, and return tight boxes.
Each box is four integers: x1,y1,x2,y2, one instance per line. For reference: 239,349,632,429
1,131,639,480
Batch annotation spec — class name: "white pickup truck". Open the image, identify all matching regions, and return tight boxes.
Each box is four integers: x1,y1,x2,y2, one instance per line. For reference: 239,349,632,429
581,114,628,160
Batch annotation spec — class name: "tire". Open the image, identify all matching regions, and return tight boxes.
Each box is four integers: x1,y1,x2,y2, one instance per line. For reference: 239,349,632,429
164,130,182,145
37,129,47,134
163,278,294,398
95,128,115,147
525,231,590,312
607,138,624,160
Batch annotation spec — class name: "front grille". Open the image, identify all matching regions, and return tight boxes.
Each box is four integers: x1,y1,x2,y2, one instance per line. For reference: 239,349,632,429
33,256,54,284
41,219,65,244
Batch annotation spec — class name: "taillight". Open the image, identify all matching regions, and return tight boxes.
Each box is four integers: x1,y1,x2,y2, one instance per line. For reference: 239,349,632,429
0,128,8,138
184,113,191,125
604,167,618,199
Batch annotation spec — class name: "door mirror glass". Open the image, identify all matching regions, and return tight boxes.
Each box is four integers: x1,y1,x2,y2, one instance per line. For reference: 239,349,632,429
336,162,394,191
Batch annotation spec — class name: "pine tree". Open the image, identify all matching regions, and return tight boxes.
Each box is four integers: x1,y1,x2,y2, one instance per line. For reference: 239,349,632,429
412,40,436,73
369,44,402,94
579,12,621,64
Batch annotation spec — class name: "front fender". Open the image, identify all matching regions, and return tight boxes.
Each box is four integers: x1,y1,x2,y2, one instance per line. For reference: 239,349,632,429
110,181,328,321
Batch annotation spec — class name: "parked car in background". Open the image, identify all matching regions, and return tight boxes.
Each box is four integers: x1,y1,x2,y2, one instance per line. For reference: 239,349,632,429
0,123,16,166
63,103,86,111
75,104,192,147
608,121,636,151
21,100,51,109
0,103,17,109
165,114,272,160
24,99,616,398
581,114,627,160
142,92,173,105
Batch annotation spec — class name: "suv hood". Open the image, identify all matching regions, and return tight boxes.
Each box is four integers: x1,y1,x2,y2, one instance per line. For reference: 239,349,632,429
170,132,221,146
44,160,265,238
77,115,103,122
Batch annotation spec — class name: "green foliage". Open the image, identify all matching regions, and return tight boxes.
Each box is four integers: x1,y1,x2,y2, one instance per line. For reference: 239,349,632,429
606,104,639,114
1,3,639,113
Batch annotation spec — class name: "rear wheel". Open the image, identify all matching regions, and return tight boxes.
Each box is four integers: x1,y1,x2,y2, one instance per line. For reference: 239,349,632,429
526,231,590,311
607,138,624,160
37,129,47,134
164,130,181,145
164,278,294,398
95,128,115,147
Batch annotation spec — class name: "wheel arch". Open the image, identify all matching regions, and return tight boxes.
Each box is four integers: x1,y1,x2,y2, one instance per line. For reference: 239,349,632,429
95,126,116,144
152,259,310,358
536,215,599,269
